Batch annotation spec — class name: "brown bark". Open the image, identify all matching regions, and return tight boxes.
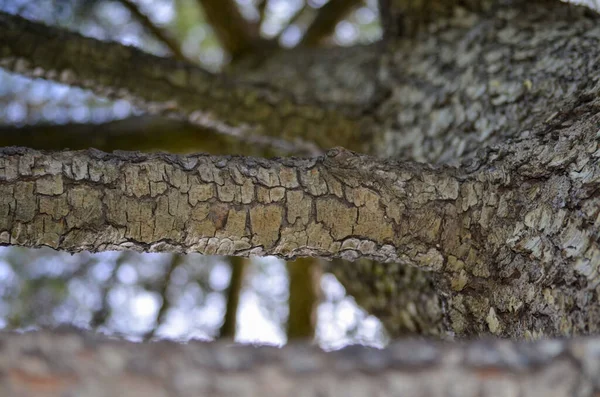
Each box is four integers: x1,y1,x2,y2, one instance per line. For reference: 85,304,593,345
219,256,245,338
300,0,363,46
0,116,300,156
0,329,599,396
286,258,321,339
196,0,263,59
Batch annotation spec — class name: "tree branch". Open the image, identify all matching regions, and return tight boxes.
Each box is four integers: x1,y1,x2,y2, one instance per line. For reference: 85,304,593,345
0,115,311,156
0,146,463,261
1,93,598,338
219,256,245,338
0,11,375,153
1,329,599,396
301,0,362,46
144,254,181,340
117,0,188,61
196,0,263,59
257,0,268,26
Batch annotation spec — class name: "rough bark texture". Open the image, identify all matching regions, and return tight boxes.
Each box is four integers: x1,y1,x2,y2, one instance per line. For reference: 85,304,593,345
1,329,600,397
375,0,600,164
2,118,600,338
0,146,462,262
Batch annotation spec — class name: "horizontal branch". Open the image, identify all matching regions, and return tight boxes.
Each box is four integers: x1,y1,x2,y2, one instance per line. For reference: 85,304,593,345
1,329,599,396
0,11,376,152
0,146,463,262
0,91,599,338
0,115,315,156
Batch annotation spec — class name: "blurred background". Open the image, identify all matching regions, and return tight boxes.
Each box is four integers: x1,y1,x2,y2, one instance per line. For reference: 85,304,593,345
0,0,387,349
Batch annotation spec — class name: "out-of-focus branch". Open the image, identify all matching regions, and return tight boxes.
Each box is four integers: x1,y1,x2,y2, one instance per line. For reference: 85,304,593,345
219,257,246,339
0,12,371,153
117,0,189,61
90,252,129,329
286,258,321,340
197,0,264,59
301,0,363,46
144,254,182,340
257,0,268,26
274,4,308,43
0,115,305,156
2,330,600,396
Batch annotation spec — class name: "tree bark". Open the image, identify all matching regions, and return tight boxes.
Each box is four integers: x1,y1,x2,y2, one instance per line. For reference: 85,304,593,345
374,0,600,164
286,257,321,339
2,110,599,337
0,329,599,396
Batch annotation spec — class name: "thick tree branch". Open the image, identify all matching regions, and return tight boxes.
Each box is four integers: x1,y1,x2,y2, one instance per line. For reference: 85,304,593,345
300,0,362,47
1,329,600,396
1,93,598,338
0,146,463,261
0,11,377,153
